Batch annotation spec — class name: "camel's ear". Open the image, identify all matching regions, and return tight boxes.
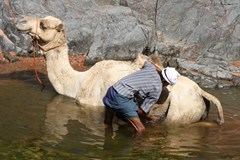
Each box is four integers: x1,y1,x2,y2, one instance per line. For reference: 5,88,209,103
56,23,64,32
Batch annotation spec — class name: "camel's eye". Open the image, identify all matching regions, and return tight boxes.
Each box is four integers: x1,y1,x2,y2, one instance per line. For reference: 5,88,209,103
40,22,47,30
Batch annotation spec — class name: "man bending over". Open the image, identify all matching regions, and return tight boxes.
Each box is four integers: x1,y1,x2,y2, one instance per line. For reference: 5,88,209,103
103,61,180,134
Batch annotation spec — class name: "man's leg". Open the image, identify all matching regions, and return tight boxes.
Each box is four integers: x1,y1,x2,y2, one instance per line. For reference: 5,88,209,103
126,117,145,134
104,107,114,129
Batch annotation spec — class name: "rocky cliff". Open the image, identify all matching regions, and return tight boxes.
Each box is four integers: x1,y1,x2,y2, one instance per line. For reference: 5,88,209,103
1,0,239,87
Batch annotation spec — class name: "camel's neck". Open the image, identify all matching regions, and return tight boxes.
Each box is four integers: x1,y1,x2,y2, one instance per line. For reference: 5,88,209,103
45,44,85,98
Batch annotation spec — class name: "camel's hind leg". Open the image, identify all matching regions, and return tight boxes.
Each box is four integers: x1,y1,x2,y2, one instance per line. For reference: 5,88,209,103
200,89,224,125
200,97,210,121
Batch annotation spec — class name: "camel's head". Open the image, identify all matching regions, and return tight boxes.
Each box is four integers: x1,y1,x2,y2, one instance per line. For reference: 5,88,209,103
16,16,64,46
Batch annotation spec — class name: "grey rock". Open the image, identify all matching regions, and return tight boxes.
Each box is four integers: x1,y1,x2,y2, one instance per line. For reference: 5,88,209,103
1,35,15,53
1,0,240,88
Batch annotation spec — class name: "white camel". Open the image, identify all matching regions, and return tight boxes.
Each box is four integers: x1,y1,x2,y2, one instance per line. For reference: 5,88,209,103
16,16,224,125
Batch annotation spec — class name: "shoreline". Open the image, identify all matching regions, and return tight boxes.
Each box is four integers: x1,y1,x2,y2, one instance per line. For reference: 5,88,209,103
0,54,90,78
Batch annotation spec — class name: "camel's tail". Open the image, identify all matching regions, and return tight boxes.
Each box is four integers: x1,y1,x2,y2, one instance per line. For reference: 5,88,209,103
201,89,224,125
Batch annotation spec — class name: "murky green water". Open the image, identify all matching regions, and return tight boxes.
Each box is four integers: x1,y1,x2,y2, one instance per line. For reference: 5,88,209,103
0,77,240,159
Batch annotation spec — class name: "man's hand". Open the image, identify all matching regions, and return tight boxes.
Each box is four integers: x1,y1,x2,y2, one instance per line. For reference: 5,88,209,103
145,114,159,123
138,107,158,123
138,107,145,116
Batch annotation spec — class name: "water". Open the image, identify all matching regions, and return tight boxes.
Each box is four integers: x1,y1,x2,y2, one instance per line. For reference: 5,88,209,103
0,77,240,159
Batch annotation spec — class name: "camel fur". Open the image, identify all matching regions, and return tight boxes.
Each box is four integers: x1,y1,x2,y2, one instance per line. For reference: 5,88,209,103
16,16,224,125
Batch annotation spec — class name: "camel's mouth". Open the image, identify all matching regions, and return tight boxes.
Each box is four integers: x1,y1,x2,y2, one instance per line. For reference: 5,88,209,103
17,29,31,35
17,27,40,40
16,23,41,40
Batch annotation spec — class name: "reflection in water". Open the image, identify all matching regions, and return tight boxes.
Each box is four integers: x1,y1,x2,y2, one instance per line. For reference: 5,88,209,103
44,95,105,144
43,85,240,159
132,87,240,159
0,80,240,159
133,123,216,158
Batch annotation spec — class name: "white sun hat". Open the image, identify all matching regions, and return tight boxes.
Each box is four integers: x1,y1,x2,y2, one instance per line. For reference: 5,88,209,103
161,67,180,85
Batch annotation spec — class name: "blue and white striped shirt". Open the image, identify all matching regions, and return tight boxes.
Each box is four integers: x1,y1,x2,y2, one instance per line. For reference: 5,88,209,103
113,61,162,113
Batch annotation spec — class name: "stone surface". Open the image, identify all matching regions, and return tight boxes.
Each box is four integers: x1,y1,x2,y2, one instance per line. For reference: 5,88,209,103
1,0,239,87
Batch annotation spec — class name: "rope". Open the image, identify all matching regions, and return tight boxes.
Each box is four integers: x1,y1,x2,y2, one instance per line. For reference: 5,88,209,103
31,18,45,90
4,0,44,90
32,39,45,90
